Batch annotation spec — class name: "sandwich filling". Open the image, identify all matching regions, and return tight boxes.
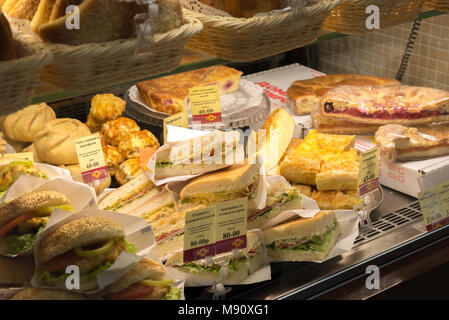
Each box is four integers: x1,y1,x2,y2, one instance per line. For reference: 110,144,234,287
105,278,182,300
37,238,136,290
0,160,48,195
0,204,73,255
248,188,299,222
180,173,260,205
176,256,248,275
267,220,338,253
103,183,156,211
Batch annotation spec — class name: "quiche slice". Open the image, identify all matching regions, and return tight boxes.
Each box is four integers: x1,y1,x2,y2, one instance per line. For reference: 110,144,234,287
316,149,359,191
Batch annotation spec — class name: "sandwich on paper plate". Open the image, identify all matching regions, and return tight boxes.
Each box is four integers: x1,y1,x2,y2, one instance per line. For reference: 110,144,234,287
165,230,266,286
264,211,340,262
0,191,73,255
34,216,137,292
152,129,242,180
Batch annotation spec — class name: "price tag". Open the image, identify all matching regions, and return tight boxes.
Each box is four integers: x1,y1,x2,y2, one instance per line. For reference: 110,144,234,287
215,198,247,255
358,147,380,197
74,133,108,184
3,152,34,162
189,85,221,124
183,206,217,263
418,181,449,231
163,110,189,144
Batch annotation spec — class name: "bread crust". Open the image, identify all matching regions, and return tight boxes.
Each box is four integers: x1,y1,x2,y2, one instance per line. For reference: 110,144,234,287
248,197,302,230
39,217,124,262
99,257,165,296
0,190,70,229
11,288,86,300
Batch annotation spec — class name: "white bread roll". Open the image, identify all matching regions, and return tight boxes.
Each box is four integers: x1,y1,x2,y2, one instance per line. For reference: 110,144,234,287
34,118,91,165
2,103,56,142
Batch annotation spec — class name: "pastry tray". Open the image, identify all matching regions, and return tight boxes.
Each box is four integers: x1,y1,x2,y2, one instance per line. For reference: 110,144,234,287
124,88,271,131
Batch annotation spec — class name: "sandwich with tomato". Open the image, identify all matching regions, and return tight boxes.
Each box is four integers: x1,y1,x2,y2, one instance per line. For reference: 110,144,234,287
35,216,136,292
99,257,182,300
0,191,72,255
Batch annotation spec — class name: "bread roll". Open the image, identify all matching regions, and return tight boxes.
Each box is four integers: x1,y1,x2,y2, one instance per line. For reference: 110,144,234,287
2,103,56,142
22,143,42,162
59,163,111,195
34,118,91,165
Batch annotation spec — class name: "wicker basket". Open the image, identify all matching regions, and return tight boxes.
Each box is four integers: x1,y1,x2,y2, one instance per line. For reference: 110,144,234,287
0,32,52,116
183,0,340,62
424,0,449,11
323,0,424,34
30,17,203,90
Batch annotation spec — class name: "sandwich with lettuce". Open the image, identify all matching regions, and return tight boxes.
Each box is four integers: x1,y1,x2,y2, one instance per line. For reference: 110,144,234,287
263,210,340,262
0,190,73,255
35,216,136,292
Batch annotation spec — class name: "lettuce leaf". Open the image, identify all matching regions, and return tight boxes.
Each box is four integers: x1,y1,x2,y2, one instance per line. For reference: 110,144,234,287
179,263,221,274
4,224,46,255
120,238,137,254
164,287,182,300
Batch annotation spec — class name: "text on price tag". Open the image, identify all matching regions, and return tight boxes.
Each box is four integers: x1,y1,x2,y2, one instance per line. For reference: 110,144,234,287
183,206,217,263
215,198,247,255
189,85,221,124
74,133,108,184
418,181,449,231
358,147,380,197
163,110,189,144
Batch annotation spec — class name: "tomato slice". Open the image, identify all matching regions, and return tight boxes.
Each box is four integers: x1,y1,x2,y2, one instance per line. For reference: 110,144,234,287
43,251,82,272
0,214,33,238
106,283,155,300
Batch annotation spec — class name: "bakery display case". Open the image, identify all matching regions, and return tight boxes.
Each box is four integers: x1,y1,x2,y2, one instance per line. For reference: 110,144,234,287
2,0,449,301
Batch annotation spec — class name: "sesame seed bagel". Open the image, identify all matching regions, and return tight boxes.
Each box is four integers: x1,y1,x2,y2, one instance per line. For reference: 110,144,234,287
0,191,71,229
39,217,125,263
99,257,166,296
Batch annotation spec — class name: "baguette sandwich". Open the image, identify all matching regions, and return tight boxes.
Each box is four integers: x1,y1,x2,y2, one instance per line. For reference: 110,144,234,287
165,230,266,285
153,130,242,180
248,179,301,230
263,210,340,262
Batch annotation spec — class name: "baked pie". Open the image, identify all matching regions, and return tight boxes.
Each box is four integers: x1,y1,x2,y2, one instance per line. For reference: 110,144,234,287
320,85,449,125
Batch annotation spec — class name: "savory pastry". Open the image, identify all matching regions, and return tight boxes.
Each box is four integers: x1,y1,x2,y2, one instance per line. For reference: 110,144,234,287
136,65,243,115
0,11,16,61
85,114,103,133
0,190,72,255
264,210,340,262
311,189,362,210
279,130,358,190
255,108,295,172
89,94,126,124
103,144,124,176
2,103,56,142
292,183,312,197
320,85,449,125
288,74,400,115
118,129,160,159
316,149,359,191
34,118,91,165
36,0,182,44
101,117,140,147
115,157,142,185
375,124,449,162
7,0,40,20
11,288,87,300
99,257,182,300
312,111,381,135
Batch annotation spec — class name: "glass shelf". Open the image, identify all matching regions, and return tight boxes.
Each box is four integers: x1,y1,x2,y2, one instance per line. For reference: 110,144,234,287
31,10,447,104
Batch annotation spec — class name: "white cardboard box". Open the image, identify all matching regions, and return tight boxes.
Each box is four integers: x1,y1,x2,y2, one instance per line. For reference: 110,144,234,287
355,135,449,198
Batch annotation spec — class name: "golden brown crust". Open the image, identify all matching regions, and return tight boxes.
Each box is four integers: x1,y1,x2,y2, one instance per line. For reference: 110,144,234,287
287,74,400,115
136,65,243,115
8,0,40,20
312,112,380,135
89,94,126,123
39,216,124,262
311,189,362,210
320,85,449,125
34,118,91,165
101,117,140,147
116,157,142,185
103,144,124,176
0,191,70,229
118,130,160,159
